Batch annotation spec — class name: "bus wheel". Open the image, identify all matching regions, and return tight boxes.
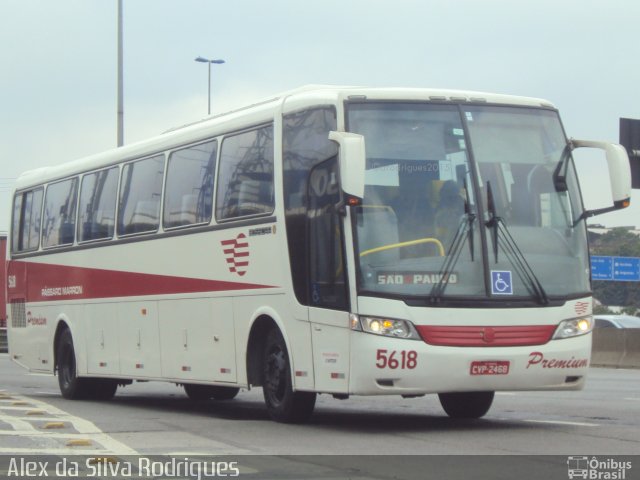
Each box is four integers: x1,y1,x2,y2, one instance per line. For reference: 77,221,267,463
56,329,91,400
262,329,316,423
438,391,494,419
184,384,240,401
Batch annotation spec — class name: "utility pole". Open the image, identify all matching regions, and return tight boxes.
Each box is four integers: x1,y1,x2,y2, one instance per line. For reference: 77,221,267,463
117,0,124,147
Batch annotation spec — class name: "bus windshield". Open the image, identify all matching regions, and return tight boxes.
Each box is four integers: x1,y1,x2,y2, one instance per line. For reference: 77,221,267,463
347,102,590,302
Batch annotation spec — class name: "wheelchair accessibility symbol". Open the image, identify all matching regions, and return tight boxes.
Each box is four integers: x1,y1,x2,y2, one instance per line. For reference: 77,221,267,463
491,270,513,295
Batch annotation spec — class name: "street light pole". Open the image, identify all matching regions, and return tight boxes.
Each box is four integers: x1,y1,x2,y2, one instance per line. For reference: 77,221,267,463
195,56,225,115
117,0,124,147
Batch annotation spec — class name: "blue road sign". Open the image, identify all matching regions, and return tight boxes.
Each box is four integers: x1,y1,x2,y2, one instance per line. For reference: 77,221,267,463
591,256,614,280
591,255,640,282
613,256,640,282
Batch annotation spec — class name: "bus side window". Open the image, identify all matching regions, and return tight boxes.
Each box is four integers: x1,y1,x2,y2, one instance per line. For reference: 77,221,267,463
164,139,217,229
12,188,43,253
11,193,23,252
42,178,78,248
216,125,274,221
118,155,165,235
79,167,118,242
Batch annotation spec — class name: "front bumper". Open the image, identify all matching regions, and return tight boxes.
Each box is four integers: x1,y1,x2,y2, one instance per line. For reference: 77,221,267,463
348,330,591,395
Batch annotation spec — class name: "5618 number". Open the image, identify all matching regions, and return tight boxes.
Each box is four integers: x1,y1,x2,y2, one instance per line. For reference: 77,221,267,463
376,349,418,369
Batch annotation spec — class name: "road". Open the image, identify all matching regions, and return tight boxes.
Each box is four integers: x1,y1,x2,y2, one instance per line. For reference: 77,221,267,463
1,353,639,478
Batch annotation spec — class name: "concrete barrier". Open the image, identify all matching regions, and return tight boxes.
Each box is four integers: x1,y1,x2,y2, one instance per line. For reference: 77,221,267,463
620,329,640,368
591,329,626,367
591,329,640,369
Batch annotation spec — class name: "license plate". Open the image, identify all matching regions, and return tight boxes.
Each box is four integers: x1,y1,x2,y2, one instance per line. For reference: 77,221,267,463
470,360,510,376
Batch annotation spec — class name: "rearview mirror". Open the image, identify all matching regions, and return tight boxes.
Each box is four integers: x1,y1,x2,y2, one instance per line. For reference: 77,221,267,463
328,131,366,199
571,139,632,219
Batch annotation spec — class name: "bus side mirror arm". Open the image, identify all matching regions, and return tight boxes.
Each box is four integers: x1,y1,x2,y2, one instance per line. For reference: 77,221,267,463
328,131,366,201
570,138,632,219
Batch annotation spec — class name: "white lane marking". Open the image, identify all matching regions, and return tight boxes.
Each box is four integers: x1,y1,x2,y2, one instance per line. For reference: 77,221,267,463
495,392,517,396
623,397,640,401
0,447,116,454
0,416,37,431
0,406,42,411
523,419,599,427
0,393,138,455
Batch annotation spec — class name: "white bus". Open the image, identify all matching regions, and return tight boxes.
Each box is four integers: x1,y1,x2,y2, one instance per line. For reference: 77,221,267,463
6,86,631,423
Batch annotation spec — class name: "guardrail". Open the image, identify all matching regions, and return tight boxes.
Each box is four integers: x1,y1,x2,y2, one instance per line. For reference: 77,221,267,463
591,329,640,369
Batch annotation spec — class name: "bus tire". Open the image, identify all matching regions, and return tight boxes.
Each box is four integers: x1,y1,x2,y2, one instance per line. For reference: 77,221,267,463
184,384,240,401
438,391,494,419
56,328,92,400
262,328,316,423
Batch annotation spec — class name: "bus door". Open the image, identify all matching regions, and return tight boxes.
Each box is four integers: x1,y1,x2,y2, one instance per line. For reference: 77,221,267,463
307,158,351,393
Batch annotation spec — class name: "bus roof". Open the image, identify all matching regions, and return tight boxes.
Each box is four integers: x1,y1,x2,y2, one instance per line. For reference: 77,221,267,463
14,85,555,190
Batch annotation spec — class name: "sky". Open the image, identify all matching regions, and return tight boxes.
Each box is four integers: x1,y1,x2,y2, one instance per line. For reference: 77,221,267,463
1,0,639,233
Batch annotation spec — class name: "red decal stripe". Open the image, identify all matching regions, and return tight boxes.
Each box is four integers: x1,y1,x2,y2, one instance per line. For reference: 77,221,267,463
416,325,556,347
10,261,276,303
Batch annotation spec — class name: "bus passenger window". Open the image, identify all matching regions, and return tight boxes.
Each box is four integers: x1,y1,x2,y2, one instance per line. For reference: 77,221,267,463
11,194,22,252
164,139,217,228
79,167,118,242
42,178,78,248
216,125,274,221
12,188,43,252
118,155,165,235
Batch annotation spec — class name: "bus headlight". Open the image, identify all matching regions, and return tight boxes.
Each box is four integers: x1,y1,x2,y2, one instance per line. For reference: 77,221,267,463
351,314,420,339
552,317,593,339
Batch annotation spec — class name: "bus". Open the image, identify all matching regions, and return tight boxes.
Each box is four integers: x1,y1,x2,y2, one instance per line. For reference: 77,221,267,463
6,86,631,423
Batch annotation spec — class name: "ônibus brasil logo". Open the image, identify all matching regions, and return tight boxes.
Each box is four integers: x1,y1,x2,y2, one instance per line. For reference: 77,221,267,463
567,456,632,479
221,233,250,276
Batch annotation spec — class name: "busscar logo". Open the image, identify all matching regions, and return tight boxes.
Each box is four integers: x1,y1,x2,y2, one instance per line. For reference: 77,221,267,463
574,301,590,315
567,456,632,479
221,233,250,276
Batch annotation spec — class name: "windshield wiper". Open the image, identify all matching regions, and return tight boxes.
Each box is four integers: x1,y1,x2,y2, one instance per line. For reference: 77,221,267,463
463,179,475,262
485,180,499,262
485,182,549,305
430,182,476,303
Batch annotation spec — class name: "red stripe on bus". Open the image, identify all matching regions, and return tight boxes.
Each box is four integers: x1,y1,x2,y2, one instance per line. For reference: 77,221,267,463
415,325,556,347
7,260,277,303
